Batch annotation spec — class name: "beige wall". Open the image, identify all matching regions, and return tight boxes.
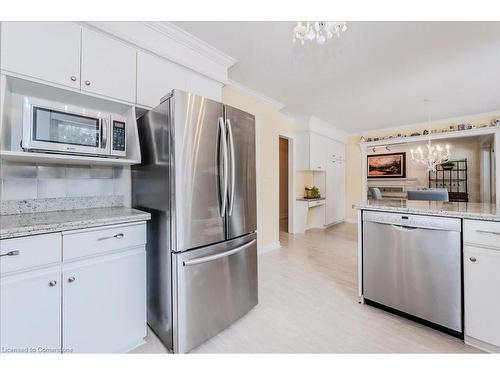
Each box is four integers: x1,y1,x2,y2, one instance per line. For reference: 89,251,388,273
222,86,296,249
345,114,499,221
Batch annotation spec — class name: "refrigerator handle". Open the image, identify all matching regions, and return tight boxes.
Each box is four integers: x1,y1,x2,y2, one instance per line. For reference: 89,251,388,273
226,118,236,216
218,117,228,217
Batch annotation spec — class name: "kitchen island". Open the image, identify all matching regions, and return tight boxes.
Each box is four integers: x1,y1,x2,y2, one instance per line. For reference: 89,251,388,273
353,199,500,353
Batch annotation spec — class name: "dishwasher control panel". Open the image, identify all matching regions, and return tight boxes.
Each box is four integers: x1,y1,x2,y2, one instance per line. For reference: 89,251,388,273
363,210,461,232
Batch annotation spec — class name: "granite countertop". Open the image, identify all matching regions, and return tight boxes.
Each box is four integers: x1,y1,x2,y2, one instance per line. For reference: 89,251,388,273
0,207,151,240
296,197,326,201
353,199,500,222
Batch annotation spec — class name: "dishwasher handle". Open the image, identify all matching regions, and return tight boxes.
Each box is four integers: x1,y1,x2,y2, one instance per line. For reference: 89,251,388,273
391,224,418,232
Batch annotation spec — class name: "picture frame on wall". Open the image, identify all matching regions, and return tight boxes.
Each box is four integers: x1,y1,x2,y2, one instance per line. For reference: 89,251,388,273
367,152,406,178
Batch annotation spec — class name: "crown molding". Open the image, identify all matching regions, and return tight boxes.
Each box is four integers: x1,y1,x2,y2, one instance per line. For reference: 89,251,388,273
80,21,237,84
226,80,286,110
144,22,237,69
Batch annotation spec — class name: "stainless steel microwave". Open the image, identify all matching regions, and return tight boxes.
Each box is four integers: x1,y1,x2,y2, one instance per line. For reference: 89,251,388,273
22,97,127,158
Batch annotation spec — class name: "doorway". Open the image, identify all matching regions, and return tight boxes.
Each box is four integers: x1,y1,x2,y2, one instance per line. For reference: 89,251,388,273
279,137,289,232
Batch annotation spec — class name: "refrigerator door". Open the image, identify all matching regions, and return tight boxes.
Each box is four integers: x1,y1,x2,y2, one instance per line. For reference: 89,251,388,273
172,232,258,353
224,105,257,240
171,90,226,252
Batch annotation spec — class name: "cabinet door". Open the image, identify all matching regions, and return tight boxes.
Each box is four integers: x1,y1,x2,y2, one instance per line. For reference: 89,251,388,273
81,28,136,103
136,52,187,108
309,133,326,171
62,248,146,353
0,22,81,89
185,70,222,101
325,139,345,224
0,267,61,353
464,246,500,346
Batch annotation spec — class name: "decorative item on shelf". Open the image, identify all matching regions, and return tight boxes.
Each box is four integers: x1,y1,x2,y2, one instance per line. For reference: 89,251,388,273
410,132,421,137
423,129,429,135
304,186,321,199
449,125,456,131
439,160,455,171
367,152,406,178
492,118,500,126
360,136,366,142
457,124,466,131
292,21,347,45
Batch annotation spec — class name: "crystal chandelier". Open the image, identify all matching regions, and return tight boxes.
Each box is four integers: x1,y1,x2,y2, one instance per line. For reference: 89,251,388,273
410,100,451,172
410,141,451,172
292,21,347,45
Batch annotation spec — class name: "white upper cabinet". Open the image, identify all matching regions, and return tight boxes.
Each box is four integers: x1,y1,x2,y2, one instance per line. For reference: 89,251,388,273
0,22,81,89
81,28,137,103
185,70,222,102
296,132,327,171
136,52,187,108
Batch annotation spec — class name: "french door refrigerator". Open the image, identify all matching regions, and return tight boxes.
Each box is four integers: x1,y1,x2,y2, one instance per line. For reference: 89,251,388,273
132,90,257,353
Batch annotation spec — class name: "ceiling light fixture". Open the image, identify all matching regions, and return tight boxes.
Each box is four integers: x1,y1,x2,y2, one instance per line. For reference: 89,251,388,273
292,21,347,45
410,100,451,172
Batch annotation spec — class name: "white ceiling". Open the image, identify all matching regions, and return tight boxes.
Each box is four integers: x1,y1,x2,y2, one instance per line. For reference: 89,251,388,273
174,21,500,134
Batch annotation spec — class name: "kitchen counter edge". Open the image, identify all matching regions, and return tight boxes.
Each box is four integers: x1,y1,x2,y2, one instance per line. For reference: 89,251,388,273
0,207,151,240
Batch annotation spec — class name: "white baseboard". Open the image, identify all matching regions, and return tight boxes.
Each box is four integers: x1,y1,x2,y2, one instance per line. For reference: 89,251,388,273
344,218,357,224
258,241,281,255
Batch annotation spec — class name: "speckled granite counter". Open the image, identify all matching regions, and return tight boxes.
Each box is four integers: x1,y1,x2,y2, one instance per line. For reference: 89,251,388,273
0,207,151,240
353,199,500,222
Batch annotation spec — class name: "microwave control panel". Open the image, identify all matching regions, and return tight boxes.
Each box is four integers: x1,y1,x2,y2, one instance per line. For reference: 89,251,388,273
112,121,126,154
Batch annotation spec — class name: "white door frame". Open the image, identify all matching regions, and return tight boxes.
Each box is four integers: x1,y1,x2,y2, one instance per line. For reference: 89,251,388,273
279,132,296,234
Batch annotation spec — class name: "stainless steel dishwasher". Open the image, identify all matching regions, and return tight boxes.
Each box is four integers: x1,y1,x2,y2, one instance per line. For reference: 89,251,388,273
362,210,462,336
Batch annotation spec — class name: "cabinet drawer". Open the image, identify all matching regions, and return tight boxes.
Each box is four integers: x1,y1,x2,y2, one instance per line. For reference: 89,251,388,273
308,200,325,208
62,223,146,261
0,233,61,275
464,219,500,249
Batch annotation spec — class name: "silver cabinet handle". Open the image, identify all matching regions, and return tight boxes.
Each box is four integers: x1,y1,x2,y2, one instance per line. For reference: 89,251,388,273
97,232,124,241
225,118,236,216
70,76,77,82
84,80,91,86
68,276,76,283
183,239,256,267
469,257,477,262
476,230,500,236
218,117,228,217
0,250,20,257
48,280,57,287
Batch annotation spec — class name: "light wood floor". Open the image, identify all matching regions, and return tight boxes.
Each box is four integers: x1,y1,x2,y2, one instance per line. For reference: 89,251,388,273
132,223,481,354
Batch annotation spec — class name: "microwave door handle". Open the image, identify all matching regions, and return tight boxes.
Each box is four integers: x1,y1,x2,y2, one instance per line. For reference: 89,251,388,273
101,118,108,149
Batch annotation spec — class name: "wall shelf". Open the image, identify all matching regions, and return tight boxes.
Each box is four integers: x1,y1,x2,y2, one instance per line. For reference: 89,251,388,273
0,150,140,166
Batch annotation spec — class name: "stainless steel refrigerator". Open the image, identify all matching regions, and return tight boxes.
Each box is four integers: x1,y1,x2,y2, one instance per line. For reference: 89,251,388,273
132,90,258,353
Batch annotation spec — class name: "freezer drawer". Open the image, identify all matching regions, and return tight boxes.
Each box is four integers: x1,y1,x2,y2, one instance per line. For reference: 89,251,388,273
172,233,258,353
363,218,462,333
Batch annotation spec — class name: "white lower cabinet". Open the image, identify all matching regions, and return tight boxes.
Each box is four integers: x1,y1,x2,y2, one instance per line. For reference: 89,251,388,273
62,248,146,353
463,219,500,352
464,245,500,350
0,222,147,354
0,266,62,354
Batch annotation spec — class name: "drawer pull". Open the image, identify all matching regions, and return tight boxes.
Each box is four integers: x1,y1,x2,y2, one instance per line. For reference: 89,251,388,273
48,280,57,287
0,250,20,257
469,257,477,262
68,276,76,283
475,230,500,236
97,233,124,241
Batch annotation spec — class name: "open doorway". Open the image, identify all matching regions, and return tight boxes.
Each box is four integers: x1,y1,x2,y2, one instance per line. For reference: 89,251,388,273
279,137,289,232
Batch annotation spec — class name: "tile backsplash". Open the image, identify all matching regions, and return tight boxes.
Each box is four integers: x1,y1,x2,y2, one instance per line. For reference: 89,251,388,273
0,161,131,210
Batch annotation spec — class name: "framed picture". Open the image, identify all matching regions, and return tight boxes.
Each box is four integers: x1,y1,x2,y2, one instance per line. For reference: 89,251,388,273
367,152,406,178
